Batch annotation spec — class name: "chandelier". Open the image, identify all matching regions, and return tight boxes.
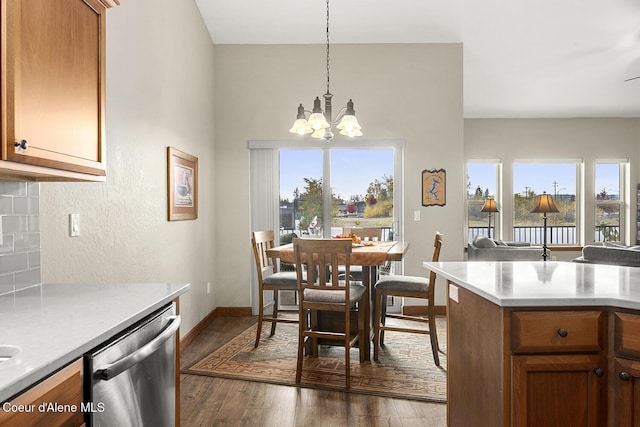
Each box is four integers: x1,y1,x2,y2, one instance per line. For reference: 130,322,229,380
288,0,362,142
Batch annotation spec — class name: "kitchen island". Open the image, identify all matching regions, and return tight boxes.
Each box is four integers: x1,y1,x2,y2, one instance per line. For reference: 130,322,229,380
423,261,640,427
0,282,189,414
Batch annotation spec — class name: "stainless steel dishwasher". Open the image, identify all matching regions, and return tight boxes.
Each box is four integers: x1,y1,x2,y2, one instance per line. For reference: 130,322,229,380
84,303,180,426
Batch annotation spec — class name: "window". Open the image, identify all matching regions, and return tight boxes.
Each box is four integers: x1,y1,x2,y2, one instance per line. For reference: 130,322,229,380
279,150,323,236
513,162,578,245
464,158,629,247
276,145,400,310
330,149,395,239
594,162,623,242
467,161,499,240
279,148,395,240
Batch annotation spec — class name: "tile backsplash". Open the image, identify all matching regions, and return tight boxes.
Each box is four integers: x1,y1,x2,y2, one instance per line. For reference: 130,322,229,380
0,181,40,296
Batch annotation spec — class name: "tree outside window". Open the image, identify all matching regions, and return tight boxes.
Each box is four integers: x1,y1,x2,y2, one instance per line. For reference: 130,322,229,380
595,162,622,242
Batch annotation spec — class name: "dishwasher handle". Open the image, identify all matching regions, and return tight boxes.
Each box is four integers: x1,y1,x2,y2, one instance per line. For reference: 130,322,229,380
95,314,181,381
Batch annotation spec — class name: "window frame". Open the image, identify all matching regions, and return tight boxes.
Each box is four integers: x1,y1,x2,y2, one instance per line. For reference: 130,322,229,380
592,159,629,244
466,160,502,241
511,159,582,246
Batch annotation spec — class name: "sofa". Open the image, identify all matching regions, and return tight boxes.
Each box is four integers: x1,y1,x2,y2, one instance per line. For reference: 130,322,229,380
573,242,640,267
467,236,544,261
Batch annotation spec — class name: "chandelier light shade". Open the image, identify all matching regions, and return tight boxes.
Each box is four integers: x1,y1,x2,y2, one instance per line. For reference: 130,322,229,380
336,100,362,137
480,196,499,238
289,0,362,142
531,191,559,261
289,105,313,135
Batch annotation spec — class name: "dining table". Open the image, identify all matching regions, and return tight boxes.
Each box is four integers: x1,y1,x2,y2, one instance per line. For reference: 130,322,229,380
265,239,410,361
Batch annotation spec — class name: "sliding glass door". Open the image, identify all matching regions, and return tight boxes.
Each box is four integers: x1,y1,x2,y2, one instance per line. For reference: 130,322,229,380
277,145,402,311
249,140,403,314
279,148,396,240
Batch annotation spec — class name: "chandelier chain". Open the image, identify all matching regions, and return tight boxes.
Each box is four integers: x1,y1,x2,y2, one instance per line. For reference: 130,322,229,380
288,0,361,141
325,0,330,94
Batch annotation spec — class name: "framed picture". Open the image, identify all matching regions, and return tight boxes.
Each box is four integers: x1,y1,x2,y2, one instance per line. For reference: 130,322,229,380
422,168,446,207
167,147,198,221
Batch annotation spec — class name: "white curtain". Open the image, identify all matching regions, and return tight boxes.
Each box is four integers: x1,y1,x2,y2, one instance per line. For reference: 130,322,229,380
249,148,279,314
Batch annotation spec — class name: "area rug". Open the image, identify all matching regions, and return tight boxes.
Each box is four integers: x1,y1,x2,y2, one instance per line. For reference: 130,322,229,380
183,318,447,403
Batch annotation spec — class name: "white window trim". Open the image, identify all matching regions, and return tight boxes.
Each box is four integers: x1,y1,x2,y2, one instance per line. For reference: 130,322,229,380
466,159,502,241
591,159,630,244
511,159,583,246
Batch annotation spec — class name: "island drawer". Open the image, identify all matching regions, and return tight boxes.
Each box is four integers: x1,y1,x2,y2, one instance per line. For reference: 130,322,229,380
614,312,640,358
511,310,603,354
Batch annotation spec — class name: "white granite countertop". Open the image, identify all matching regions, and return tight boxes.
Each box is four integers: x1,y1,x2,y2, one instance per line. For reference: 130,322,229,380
0,282,190,402
423,261,640,309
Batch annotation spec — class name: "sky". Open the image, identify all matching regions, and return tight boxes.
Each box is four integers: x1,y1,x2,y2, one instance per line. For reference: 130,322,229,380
280,149,394,201
468,162,620,198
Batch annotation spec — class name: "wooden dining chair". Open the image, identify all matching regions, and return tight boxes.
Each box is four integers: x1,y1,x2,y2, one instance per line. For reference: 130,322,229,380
251,230,299,348
293,238,368,388
341,227,384,282
373,232,443,366
343,226,383,241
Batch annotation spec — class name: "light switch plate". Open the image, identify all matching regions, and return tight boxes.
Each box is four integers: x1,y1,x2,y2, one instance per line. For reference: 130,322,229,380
69,214,80,237
449,284,459,303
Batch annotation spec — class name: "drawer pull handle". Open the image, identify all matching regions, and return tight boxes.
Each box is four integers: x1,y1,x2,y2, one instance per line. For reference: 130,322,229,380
557,328,568,338
593,368,604,377
14,139,28,150
620,371,631,381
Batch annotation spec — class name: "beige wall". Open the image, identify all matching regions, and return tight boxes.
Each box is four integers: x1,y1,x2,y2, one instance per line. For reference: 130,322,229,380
214,44,464,308
39,0,216,334
465,118,640,260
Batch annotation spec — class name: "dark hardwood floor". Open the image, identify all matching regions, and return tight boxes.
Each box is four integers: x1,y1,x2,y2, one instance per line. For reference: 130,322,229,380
180,316,447,426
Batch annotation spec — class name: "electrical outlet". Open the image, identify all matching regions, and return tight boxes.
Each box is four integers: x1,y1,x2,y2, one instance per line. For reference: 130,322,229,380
413,210,421,221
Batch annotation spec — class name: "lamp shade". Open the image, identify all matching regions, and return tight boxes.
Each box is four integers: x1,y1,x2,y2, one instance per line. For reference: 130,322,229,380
531,192,559,213
480,197,499,213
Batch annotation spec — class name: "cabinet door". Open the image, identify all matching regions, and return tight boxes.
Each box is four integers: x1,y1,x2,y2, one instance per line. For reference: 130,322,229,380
0,359,83,427
2,0,106,176
611,358,640,427
512,354,605,427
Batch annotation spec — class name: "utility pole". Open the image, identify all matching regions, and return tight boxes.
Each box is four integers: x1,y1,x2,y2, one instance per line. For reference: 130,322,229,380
552,181,559,197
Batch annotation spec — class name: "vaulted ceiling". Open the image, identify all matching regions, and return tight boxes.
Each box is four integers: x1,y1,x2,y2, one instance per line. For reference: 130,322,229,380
195,0,640,118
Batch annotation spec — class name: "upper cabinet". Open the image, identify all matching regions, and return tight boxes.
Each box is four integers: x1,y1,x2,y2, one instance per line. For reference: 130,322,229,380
1,0,118,182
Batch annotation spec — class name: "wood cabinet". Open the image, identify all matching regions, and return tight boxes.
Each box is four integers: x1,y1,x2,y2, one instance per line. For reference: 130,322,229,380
447,285,607,427
512,354,605,426
510,310,606,427
610,357,640,426
0,0,117,181
0,359,84,427
611,312,640,426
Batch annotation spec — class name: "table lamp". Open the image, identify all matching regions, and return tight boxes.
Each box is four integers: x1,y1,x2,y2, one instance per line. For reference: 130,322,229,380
531,192,559,261
480,196,499,238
